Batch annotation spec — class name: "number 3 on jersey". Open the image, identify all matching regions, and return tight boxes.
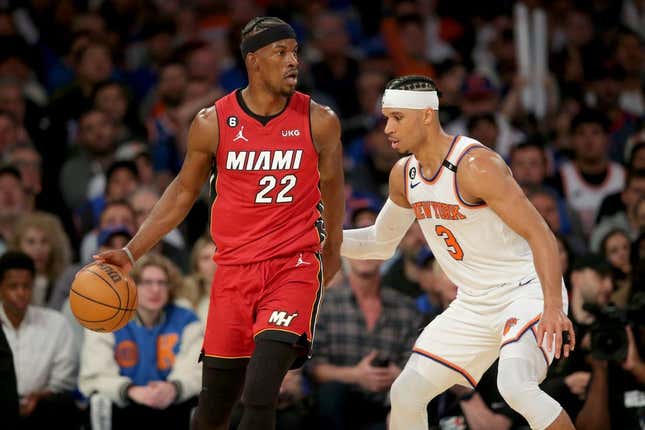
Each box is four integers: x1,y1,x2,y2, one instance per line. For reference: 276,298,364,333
435,225,464,260
255,174,297,204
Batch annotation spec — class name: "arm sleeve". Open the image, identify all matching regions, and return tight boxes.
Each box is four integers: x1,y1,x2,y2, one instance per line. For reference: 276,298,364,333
79,330,132,407
341,198,416,260
167,321,203,402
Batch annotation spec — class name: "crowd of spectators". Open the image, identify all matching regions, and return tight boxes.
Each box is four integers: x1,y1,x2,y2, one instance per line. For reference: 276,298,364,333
0,0,643,429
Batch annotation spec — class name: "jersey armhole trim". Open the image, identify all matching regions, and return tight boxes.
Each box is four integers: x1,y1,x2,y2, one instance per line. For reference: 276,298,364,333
403,156,412,203
453,144,488,209
307,97,317,154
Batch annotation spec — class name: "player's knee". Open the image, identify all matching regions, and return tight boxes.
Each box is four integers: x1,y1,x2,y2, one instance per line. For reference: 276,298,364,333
497,361,534,410
497,360,561,429
390,367,434,411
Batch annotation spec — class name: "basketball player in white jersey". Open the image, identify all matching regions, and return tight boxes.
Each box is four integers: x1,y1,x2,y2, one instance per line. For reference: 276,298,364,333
342,76,576,430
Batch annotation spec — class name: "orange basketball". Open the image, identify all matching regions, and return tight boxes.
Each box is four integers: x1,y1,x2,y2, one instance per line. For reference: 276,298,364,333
70,262,138,332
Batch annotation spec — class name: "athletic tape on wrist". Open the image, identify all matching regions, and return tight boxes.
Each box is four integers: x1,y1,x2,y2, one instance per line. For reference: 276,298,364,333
122,247,136,265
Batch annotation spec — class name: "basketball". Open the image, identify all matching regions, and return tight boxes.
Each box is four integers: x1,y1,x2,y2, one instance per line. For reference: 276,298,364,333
70,262,138,332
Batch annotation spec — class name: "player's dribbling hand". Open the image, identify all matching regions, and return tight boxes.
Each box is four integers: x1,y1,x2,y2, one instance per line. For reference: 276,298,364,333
537,306,576,359
92,249,133,274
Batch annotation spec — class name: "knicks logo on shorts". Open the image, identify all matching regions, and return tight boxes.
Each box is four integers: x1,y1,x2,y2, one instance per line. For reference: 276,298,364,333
503,318,518,336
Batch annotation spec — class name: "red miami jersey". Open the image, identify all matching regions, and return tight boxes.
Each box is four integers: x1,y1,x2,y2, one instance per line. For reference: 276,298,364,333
210,90,324,265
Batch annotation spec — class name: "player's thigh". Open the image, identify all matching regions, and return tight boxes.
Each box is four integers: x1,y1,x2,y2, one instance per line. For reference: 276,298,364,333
499,298,552,379
253,252,323,359
409,301,499,388
202,264,260,362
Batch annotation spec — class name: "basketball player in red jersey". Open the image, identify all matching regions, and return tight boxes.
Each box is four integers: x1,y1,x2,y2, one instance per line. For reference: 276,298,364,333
94,17,344,430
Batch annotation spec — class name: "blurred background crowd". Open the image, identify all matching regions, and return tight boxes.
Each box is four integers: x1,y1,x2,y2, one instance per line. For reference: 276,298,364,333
0,0,643,429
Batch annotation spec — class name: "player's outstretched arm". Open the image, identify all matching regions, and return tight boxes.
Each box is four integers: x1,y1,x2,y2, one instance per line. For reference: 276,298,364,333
311,102,345,285
456,148,575,358
94,107,217,272
341,157,415,260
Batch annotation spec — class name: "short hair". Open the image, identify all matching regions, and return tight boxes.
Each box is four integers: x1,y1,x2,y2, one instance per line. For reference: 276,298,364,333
571,109,610,133
510,139,547,161
106,160,139,183
240,17,290,42
0,251,35,283
571,253,612,277
386,75,441,96
100,199,136,223
467,113,496,132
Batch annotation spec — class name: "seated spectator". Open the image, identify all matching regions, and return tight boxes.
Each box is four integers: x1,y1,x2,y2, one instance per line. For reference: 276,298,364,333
175,235,216,321
415,252,458,324
80,199,137,263
76,159,141,236
305,209,422,430
509,140,558,189
564,257,645,430
92,80,146,143
0,251,80,430
128,186,189,271
0,165,29,254
591,169,645,251
596,167,645,223
3,143,42,211
0,290,19,429
59,109,116,211
526,185,588,255
79,254,202,430
541,254,613,421
600,228,633,307
8,211,72,308
556,109,626,236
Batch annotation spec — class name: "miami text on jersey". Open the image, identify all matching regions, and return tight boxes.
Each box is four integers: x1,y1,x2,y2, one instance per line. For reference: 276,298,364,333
226,150,304,171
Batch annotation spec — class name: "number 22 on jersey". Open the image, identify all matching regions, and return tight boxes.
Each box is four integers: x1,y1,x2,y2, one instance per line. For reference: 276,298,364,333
435,225,464,260
255,174,297,204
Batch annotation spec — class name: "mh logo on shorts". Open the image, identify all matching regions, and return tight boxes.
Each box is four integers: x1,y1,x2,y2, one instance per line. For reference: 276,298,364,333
268,310,299,327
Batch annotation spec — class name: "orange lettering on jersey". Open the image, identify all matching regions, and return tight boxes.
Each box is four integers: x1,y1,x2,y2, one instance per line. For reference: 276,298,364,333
157,334,179,370
503,318,518,336
413,201,468,220
448,204,466,220
412,202,425,219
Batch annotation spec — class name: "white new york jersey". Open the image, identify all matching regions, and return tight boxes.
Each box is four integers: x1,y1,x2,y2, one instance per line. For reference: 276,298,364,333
405,135,537,292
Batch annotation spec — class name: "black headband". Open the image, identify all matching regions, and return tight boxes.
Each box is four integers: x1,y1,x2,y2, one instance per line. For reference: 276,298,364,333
240,24,297,58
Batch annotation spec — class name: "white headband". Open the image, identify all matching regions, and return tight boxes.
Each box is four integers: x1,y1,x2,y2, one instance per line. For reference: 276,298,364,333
381,89,439,110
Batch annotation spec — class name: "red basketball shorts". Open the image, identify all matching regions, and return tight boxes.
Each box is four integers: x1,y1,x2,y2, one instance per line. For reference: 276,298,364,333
202,251,323,368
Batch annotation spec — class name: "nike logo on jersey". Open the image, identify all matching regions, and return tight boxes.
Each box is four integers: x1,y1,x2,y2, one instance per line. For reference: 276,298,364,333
412,201,467,221
410,182,420,189
518,278,535,287
295,253,311,267
233,126,248,142
226,150,303,171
